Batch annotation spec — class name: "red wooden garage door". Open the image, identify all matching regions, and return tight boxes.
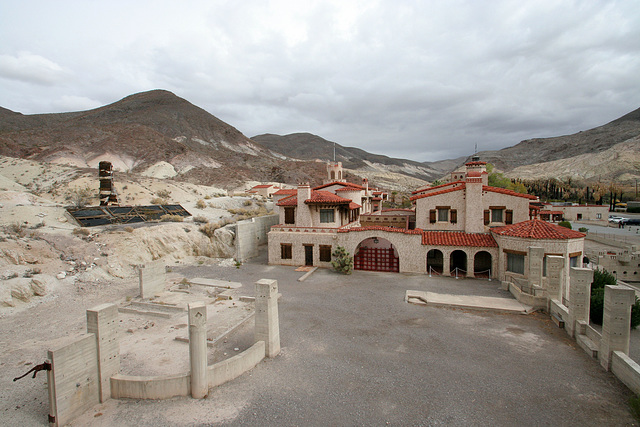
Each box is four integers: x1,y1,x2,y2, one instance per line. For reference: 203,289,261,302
354,247,399,272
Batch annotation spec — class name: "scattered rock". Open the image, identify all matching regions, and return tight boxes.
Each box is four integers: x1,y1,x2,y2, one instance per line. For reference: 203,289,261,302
0,285,14,307
56,272,67,280
30,274,54,296
9,278,34,302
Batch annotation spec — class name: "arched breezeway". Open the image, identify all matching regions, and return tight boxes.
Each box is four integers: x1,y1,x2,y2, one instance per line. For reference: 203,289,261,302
474,251,492,279
354,237,399,272
426,249,444,275
450,250,467,277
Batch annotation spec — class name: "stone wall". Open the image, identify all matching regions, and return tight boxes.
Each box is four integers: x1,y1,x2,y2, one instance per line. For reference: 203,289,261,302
235,214,279,262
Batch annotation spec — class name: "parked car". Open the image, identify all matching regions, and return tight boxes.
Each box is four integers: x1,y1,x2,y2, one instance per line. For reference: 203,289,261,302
608,216,624,223
621,218,640,226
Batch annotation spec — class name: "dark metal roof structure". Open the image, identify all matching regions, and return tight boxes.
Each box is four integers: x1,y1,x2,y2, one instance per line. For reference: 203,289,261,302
67,204,191,227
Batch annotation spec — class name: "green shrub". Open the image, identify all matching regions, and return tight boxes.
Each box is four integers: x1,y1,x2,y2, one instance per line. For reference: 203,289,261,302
331,246,353,275
558,221,572,229
578,227,588,233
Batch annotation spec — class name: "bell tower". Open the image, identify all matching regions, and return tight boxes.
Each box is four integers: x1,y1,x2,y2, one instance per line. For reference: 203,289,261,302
325,161,345,184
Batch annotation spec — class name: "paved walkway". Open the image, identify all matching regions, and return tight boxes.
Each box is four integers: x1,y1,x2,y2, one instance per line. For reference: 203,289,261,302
406,290,533,314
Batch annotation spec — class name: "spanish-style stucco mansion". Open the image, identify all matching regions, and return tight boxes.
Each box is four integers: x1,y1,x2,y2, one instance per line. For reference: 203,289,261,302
268,159,586,293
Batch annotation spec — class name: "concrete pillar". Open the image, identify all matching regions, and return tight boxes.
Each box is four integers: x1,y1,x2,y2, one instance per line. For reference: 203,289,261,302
600,285,635,371
86,303,119,403
188,302,208,398
442,254,451,277
255,279,281,358
467,251,475,278
138,260,166,299
528,247,544,286
546,256,565,305
567,267,593,338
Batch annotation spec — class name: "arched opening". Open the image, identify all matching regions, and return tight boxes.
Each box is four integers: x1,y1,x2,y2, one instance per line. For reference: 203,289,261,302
426,249,443,275
450,250,467,277
474,251,492,279
354,237,399,272
331,171,335,180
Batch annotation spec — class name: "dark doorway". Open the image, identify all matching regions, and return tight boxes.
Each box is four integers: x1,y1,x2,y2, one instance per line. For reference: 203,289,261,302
304,245,313,266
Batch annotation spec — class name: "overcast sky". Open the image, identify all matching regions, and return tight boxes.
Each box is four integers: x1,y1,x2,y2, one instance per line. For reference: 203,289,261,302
1,1,639,162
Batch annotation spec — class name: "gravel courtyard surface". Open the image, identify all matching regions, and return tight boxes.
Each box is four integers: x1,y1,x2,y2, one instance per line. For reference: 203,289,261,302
6,252,638,426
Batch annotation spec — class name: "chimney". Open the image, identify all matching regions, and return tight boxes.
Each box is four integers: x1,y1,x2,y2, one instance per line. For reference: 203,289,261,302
296,183,312,227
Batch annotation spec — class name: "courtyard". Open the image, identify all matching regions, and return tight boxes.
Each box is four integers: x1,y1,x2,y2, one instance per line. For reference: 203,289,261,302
66,251,637,426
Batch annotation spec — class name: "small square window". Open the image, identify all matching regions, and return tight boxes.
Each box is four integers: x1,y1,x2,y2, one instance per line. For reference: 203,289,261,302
491,208,503,223
319,245,332,262
437,208,448,222
320,209,334,223
281,244,292,259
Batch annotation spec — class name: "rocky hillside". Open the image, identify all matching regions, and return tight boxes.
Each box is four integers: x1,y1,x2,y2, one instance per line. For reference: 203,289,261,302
0,90,326,188
251,132,453,182
471,107,640,183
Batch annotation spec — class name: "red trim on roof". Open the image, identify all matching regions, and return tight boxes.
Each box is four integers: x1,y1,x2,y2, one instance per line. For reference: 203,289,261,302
273,189,297,195
313,181,364,191
422,232,498,247
412,181,463,195
335,187,361,192
381,208,415,213
465,161,487,166
482,185,538,200
305,190,351,204
410,185,465,201
276,194,297,206
337,226,423,235
540,211,563,215
491,219,585,239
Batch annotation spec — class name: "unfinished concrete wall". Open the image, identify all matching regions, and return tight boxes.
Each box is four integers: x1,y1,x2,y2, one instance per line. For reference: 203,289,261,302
47,334,99,427
567,268,593,338
110,373,190,399
235,214,279,262
255,279,281,357
86,303,119,403
600,285,635,370
528,247,544,286
138,260,166,298
611,351,640,395
546,256,565,304
208,341,265,388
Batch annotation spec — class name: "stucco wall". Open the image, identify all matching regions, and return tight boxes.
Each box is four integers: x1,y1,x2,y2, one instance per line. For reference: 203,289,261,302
236,214,279,262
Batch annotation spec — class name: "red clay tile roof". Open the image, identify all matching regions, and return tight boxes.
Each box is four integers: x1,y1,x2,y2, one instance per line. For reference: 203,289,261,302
276,195,297,206
465,161,487,166
491,219,586,239
410,185,465,201
251,184,273,189
348,202,362,210
539,211,564,215
313,181,364,191
467,171,482,177
305,190,351,204
273,189,297,196
422,231,497,247
335,187,362,192
482,186,538,200
372,197,382,201
412,181,464,194
381,208,415,212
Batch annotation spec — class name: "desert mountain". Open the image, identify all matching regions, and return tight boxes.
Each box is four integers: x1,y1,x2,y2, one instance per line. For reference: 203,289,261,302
468,107,640,183
251,133,453,182
0,90,327,188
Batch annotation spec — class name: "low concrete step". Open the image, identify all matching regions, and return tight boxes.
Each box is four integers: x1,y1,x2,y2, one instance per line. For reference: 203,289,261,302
576,333,599,358
189,278,242,289
551,312,565,328
118,307,173,318
129,301,185,313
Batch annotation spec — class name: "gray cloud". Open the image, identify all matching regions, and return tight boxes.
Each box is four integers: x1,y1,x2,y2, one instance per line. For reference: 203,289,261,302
0,0,638,161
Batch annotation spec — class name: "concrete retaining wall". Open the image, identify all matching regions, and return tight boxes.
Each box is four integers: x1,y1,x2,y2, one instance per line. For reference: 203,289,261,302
208,341,265,388
47,334,100,427
236,214,279,262
611,351,640,395
508,283,547,309
110,373,190,399
138,260,166,298
586,234,630,249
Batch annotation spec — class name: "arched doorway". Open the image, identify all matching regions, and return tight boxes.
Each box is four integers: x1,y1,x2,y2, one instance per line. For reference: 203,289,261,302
426,249,443,275
450,250,467,277
354,237,399,272
474,251,492,279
